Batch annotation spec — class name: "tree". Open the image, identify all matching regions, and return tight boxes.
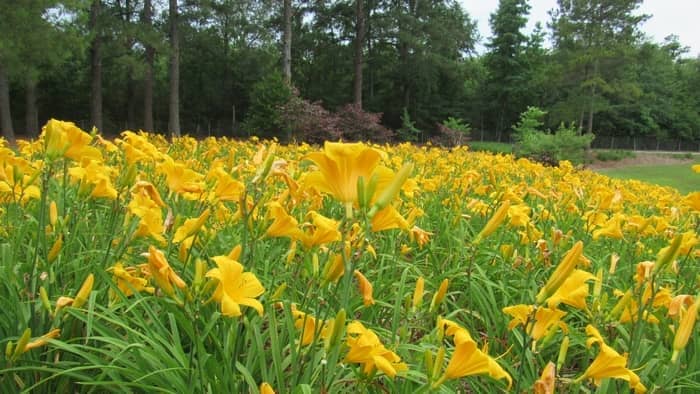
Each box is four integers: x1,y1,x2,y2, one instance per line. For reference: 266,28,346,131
381,0,477,132
483,0,531,134
90,0,103,132
550,0,647,134
0,62,12,142
0,0,76,138
168,0,181,137
282,0,292,84
142,0,155,132
353,0,365,107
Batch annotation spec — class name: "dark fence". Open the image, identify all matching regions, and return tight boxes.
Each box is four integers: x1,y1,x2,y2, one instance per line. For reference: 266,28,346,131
590,135,700,152
66,118,700,152
471,129,700,152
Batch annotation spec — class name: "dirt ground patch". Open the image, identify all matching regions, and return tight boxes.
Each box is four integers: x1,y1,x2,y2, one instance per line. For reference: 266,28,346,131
586,151,697,170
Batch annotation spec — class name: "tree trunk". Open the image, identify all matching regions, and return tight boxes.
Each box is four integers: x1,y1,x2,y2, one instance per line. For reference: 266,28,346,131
282,0,292,84
168,0,181,137
25,76,38,138
0,62,15,143
142,0,154,132
126,70,136,130
367,0,374,102
586,60,599,135
90,0,103,133
353,0,365,107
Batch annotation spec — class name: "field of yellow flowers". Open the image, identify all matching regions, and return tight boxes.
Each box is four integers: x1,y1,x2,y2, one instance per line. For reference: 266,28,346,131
1,119,699,393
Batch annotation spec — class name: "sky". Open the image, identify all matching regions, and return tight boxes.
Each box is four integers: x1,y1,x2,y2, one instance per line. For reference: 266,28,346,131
460,0,700,57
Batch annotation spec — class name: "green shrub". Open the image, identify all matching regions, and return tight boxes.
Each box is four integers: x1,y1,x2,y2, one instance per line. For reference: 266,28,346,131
512,106,546,137
467,141,513,154
397,108,421,142
512,107,594,166
242,72,292,138
595,150,636,162
434,117,471,146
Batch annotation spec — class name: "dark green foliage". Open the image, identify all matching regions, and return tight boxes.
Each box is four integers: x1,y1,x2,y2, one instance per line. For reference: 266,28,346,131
513,107,594,166
595,149,636,162
483,0,532,133
397,108,421,142
467,141,513,154
242,73,292,138
1,0,699,144
433,116,471,146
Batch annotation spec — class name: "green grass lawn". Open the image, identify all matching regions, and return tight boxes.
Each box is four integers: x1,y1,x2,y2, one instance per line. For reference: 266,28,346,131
467,141,513,154
597,163,700,194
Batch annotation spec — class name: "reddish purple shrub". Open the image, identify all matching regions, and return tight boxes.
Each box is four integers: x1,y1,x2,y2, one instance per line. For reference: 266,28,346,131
335,104,393,142
278,93,341,143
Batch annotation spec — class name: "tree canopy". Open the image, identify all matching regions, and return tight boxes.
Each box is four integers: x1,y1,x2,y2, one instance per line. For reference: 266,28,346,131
0,0,698,144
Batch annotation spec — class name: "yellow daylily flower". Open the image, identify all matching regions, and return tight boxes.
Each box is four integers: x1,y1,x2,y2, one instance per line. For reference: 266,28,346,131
172,208,211,243
507,203,531,228
208,166,245,202
410,225,433,248
131,181,166,207
107,262,155,302
72,274,95,309
546,269,597,310
502,305,566,341
435,338,512,389
370,205,409,232
264,202,304,241
206,254,265,317
42,119,102,162
303,141,386,205
533,361,556,394
502,304,533,330
20,328,61,353
301,211,341,249
437,316,474,345
684,191,700,211
536,241,584,304
158,157,205,195
323,253,345,283
592,214,624,240
354,269,375,306
290,304,330,346
344,321,407,379
128,190,166,244
143,246,186,297
580,325,646,393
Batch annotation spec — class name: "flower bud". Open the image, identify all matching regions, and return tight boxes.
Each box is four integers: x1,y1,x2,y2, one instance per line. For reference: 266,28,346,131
39,286,52,315
672,296,700,363
473,200,510,244
655,234,683,275
412,276,425,310
368,163,413,217
47,236,63,263
72,274,94,310
430,279,449,313
11,328,32,361
536,241,583,304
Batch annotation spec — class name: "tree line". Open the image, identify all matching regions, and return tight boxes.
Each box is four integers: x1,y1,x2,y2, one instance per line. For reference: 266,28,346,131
1,0,699,144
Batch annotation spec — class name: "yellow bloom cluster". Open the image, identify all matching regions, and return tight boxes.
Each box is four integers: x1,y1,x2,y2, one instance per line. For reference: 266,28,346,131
3,119,698,392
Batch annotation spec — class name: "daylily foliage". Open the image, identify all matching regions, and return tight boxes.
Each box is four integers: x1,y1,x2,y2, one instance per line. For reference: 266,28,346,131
0,120,698,392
